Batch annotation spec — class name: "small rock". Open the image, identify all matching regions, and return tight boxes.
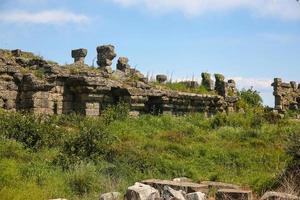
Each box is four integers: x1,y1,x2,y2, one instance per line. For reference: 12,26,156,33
99,192,121,200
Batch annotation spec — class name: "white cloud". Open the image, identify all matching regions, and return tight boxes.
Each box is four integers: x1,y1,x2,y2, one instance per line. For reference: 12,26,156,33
230,76,273,90
0,10,89,25
112,0,300,20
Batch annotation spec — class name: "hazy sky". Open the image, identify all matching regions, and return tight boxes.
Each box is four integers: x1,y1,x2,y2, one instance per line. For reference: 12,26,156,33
0,0,300,106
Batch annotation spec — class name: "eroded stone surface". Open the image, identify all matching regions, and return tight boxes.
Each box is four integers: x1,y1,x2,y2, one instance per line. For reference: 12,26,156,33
261,191,300,200
272,78,300,112
216,189,252,200
125,182,160,200
0,47,239,116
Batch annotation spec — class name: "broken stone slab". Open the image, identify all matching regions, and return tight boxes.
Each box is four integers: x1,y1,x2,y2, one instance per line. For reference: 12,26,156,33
261,192,300,200
186,192,206,200
162,186,186,200
216,189,252,200
125,182,160,200
173,177,193,183
141,179,209,194
200,181,240,190
99,192,121,200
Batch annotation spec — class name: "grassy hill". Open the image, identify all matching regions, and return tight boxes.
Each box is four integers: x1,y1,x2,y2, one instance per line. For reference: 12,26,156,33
0,103,299,200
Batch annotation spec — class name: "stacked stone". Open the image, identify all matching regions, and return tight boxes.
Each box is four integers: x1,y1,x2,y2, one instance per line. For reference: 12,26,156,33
71,48,87,64
201,72,214,91
117,57,130,73
215,74,227,97
272,78,300,112
227,79,238,96
156,75,167,84
0,73,18,111
97,45,116,73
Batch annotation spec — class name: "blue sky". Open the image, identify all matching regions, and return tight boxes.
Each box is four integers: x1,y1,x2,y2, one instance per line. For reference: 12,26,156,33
0,0,300,106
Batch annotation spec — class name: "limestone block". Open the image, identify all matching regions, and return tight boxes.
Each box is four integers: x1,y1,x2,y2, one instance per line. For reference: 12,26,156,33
162,186,186,200
142,179,209,194
186,192,206,200
125,182,160,200
216,189,252,200
71,48,87,64
200,181,240,190
97,45,116,68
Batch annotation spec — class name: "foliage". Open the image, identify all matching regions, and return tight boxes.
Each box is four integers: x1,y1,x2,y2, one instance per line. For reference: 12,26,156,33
0,106,298,199
238,88,263,110
156,82,215,94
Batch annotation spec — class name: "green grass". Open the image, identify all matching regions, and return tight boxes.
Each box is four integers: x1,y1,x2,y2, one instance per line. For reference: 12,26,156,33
0,107,298,199
152,81,216,95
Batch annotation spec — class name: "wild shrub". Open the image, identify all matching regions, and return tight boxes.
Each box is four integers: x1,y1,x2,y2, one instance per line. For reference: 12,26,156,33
0,111,66,150
102,102,129,125
238,88,263,110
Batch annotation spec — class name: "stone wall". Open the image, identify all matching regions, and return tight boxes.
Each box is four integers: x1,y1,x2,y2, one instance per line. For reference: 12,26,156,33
272,78,300,112
0,47,239,117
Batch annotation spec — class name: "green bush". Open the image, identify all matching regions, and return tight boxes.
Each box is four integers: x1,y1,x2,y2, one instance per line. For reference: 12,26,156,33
238,88,263,110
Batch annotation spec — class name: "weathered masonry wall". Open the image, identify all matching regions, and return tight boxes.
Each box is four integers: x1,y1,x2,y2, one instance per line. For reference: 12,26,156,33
0,46,239,116
272,78,300,112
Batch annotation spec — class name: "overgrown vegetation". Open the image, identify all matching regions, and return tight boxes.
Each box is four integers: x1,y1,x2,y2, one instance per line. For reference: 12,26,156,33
153,81,216,95
0,91,299,199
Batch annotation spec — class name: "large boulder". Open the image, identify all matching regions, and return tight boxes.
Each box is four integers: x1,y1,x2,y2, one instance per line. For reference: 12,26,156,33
125,182,160,200
261,192,300,200
99,192,121,200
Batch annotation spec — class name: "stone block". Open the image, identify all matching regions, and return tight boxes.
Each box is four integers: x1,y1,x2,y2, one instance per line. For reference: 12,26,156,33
200,181,240,190
142,179,209,194
216,189,252,200
125,182,160,200
156,75,167,84
186,192,206,200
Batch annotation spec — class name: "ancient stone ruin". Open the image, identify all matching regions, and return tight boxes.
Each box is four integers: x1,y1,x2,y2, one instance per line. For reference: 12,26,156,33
272,78,300,112
0,45,239,116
